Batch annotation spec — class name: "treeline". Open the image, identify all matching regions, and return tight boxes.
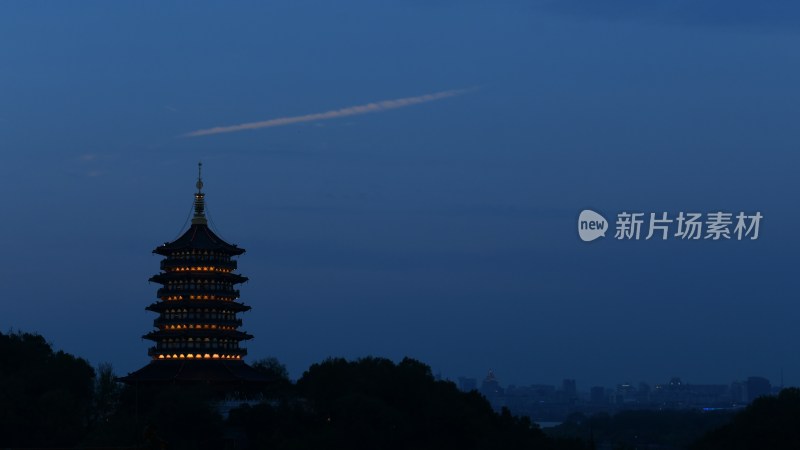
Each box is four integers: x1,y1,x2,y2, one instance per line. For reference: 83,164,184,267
2,330,800,449
227,357,573,450
549,389,800,450
0,331,577,449
549,409,735,449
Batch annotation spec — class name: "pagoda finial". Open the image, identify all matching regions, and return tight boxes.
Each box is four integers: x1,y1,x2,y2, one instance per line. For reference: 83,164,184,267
196,161,204,192
192,162,207,225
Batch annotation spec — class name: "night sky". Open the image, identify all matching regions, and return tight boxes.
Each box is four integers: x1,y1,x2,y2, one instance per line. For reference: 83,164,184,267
2,1,798,389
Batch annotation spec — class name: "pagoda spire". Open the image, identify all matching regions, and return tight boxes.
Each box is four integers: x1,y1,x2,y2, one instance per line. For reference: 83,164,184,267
192,161,207,225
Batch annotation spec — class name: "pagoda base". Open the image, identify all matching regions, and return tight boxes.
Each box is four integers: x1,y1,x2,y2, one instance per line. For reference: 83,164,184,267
119,359,271,385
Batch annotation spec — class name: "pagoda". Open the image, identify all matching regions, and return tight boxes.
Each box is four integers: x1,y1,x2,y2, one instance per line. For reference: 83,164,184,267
121,164,268,385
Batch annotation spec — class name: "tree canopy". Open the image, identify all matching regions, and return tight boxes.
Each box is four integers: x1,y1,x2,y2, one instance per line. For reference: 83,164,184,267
693,388,800,450
229,356,554,450
0,331,95,447
15,329,796,450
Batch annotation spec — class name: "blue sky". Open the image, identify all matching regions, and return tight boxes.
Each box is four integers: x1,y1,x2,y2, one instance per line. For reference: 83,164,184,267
1,1,799,388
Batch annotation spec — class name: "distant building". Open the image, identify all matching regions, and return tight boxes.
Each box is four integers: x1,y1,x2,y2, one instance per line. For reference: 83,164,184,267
746,376,772,402
479,370,507,410
615,383,636,404
518,384,557,402
636,383,651,404
562,379,577,400
730,381,745,404
458,377,477,392
480,370,504,397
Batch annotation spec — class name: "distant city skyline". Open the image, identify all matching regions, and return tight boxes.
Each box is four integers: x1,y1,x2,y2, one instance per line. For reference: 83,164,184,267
454,370,780,395
457,371,777,421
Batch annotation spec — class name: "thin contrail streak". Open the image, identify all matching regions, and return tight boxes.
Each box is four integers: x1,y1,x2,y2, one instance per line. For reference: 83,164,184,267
183,88,474,137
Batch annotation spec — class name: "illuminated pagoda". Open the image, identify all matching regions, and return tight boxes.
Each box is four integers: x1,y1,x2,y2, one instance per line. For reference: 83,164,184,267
121,164,268,385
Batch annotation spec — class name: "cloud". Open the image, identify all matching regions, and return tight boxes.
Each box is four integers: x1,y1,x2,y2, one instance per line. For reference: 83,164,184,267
183,88,475,138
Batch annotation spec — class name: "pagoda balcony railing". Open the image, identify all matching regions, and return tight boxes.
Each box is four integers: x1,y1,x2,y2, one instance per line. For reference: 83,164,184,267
154,317,243,327
160,258,238,271
148,346,248,357
157,288,240,299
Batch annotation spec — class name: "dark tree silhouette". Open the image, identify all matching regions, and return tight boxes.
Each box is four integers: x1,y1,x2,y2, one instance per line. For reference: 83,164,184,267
91,362,121,425
88,383,224,450
229,356,555,450
693,388,800,450
550,409,734,449
251,355,294,398
251,356,290,382
0,331,95,447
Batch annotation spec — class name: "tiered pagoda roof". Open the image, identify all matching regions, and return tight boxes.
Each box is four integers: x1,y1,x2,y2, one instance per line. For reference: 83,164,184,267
121,164,269,385
153,223,245,256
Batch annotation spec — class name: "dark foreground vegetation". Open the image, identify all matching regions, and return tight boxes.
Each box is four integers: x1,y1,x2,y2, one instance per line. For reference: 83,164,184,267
2,330,799,449
548,409,735,449
692,388,800,450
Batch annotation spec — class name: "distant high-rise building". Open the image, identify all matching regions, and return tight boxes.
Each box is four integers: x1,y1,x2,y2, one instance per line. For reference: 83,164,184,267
561,379,577,403
730,381,745,404
480,370,503,396
636,382,651,404
562,379,577,397
615,383,636,404
746,376,772,402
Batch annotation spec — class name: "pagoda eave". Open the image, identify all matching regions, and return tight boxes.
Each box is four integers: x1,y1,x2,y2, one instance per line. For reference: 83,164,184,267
119,360,271,385
145,300,251,313
143,329,253,341
154,317,242,328
154,246,245,257
149,272,248,285
156,288,240,299
152,224,245,256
